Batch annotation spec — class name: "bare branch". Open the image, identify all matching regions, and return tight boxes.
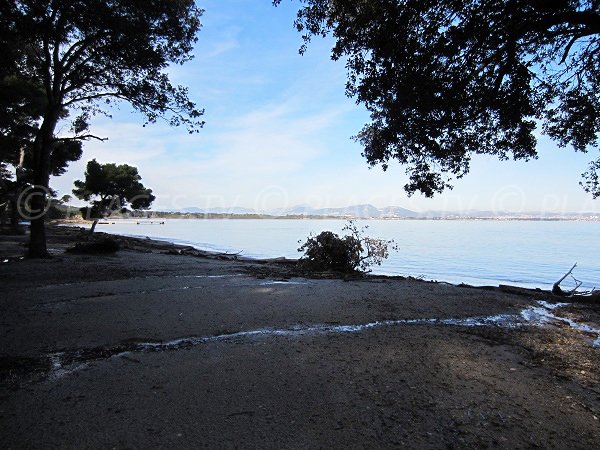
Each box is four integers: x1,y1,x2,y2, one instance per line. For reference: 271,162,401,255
56,134,108,142
552,263,584,296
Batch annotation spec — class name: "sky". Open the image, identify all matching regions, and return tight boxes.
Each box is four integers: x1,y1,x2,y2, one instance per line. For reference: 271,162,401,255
50,0,600,214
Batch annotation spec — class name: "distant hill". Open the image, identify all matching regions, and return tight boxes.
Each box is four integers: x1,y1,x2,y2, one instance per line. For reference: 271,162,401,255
174,204,419,218
160,205,597,220
178,206,258,215
298,204,378,218
274,204,418,218
379,206,419,217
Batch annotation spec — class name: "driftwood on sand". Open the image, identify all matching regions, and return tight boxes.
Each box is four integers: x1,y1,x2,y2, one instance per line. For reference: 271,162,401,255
496,263,598,302
551,263,598,299
485,263,599,303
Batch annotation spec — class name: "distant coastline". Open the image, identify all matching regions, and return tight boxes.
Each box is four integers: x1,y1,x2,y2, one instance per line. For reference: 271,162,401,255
59,201,600,223
128,212,600,222
59,212,600,223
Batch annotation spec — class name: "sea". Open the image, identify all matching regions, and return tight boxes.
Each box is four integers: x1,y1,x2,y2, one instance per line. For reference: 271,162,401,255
93,218,599,291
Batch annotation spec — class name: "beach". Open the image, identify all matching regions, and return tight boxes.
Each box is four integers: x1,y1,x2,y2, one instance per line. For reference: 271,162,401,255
1,227,599,448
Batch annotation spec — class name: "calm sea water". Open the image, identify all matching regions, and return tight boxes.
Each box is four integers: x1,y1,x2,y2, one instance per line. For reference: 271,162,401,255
94,219,599,290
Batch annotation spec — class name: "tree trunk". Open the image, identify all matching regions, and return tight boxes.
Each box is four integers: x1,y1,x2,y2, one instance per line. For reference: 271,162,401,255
28,113,58,258
9,196,20,234
89,219,99,234
29,214,48,257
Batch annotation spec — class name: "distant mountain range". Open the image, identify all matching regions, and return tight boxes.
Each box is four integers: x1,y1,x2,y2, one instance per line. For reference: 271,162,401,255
178,206,257,215
170,204,599,219
271,204,417,218
176,204,417,218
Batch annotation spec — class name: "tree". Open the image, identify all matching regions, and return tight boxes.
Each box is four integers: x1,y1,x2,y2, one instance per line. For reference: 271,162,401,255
1,31,84,225
275,0,600,197
2,0,204,257
0,71,82,231
73,159,155,233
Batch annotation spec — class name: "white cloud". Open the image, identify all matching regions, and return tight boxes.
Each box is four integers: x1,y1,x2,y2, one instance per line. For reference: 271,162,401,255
204,35,240,58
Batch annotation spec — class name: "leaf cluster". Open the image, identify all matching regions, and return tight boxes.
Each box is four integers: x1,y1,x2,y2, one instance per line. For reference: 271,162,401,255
276,0,600,196
73,159,155,219
298,230,362,272
2,0,204,136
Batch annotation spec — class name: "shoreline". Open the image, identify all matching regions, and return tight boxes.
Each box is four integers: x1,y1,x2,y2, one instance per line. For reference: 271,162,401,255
1,225,599,447
57,220,599,293
6,224,599,301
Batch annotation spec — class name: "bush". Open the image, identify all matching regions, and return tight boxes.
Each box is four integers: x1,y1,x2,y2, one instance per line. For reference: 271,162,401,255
66,237,120,254
298,221,397,273
298,230,361,272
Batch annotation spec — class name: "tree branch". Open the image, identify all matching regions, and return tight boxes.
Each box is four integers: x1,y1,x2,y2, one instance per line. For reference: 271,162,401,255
56,134,108,142
62,92,124,107
535,10,600,36
560,33,587,64
42,35,53,104
52,15,64,98
61,33,106,72
61,63,108,96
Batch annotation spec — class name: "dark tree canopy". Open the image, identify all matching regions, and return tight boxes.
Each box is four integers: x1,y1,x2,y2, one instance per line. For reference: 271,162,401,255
0,76,45,165
0,54,81,230
276,0,600,197
1,0,204,256
73,159,155,232
6,0,205,131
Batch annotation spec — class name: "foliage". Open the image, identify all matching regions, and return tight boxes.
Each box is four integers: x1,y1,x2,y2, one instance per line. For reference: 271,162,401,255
0,76,45,165
0,19,81,195
298,221,397,273
0,4,43,166
73,159,155,231
4,0,204,133
0,72,82,207
298,230,362,272
581,159,600,198
45,199,78,220
1,0,203,256
275,0,600,197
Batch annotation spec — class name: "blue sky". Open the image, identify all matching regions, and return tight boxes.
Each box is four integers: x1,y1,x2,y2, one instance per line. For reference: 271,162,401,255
51,0,599,213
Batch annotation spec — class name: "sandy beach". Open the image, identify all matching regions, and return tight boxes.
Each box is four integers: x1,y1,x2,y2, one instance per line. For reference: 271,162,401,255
1,226,599,448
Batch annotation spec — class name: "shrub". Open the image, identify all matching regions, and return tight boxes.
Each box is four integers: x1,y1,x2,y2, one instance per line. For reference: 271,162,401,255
298,230,361,273
298,221,397,273
66,237,120,254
